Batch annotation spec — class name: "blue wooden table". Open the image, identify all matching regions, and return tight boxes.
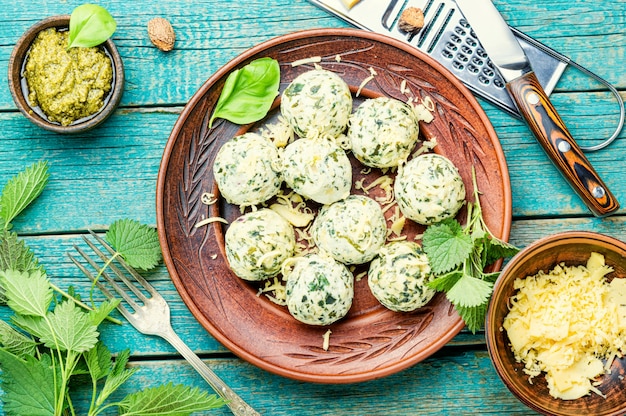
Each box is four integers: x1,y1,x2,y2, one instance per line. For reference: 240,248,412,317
1,0,625,414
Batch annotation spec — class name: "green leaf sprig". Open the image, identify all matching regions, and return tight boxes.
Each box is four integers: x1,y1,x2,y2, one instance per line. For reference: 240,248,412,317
67,4,117,49
105,218,162,271
422,168,519,333
0,268,225,416
209,56,280,127
0,163,226,415
0,160,49,232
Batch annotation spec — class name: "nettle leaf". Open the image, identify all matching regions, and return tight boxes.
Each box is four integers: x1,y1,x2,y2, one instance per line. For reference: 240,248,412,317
67,4,116,49
89,298,121,326
427,271,463,292
41,300,99,353
0,230,45,304
209,57,280,127
455,302,488,334
0,161,49,230
0,230,44,272
1,269,52,317
96,349,136,408
484,238,520,266
0,349,57,416
105,219,162,270
11,314,52,341
445,274,493,308
117,382,226,415
422,219,473,274
85,341,113,381
0,319,37,358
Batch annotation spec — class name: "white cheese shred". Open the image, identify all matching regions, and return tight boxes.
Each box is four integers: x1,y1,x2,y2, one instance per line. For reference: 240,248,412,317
194,217,228,228
356,67,378,97
504,252,626,400
201,192,218,205
291,56,322,67
323,329,332,351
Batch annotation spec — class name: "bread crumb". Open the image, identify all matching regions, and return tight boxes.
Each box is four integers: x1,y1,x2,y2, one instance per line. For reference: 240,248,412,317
398,7,425,33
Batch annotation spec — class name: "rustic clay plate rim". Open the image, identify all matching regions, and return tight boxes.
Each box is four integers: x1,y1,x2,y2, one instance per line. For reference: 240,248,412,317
156,28,512,383
7,15,124,134
486,231,626,415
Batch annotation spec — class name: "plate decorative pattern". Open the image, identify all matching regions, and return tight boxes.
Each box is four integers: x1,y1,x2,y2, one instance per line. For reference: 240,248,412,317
157,28,512,383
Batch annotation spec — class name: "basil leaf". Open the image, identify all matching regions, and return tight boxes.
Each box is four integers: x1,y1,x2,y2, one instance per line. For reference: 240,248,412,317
67,4,117,49
209,57,280,127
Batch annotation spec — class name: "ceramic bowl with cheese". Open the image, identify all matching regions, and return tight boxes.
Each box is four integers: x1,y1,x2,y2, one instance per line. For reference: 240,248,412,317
486,231,626,416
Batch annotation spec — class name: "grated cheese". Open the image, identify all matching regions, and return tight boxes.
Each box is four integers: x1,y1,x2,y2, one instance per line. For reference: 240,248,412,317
201,192,218,205
194,216,228,228
323,329,332,351
355,67,377,97
257,276,287,306
291,56,322,67
503,252,626,400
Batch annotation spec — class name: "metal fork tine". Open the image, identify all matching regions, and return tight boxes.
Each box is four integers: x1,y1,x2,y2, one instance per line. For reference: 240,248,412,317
73,243,144,312
72,231,261,415
88,229,160,297
67,252,135,319
81,234,150,304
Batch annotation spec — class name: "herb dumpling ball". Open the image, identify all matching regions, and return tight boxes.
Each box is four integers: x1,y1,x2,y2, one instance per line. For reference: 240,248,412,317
285,253,354,326
225,209,295,281
312,195,387,265
348,97,420,168
368,241,436,312
213,133,281,207
395,153,465,225
281,136,352,205
281,69,352,139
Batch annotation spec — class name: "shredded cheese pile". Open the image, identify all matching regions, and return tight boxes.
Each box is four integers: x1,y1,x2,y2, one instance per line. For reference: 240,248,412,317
503,252,626,400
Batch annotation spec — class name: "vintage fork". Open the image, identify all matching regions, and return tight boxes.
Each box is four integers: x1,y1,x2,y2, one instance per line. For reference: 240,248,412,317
69,230,261,416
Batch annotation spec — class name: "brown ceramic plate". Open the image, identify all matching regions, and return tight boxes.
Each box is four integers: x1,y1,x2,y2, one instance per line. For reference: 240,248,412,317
156,28,512,383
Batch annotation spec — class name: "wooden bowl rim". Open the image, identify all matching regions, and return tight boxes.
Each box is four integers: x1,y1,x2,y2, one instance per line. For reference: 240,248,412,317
486,231,626,415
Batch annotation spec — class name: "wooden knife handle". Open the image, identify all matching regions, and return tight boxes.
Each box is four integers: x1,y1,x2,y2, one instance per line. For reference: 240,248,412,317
507,71,620,217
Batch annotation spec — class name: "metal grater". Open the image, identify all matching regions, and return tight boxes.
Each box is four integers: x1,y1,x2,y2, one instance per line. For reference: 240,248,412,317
308,0,569,118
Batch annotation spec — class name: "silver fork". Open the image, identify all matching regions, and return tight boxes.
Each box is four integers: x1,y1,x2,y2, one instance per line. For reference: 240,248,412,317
69,230,261,416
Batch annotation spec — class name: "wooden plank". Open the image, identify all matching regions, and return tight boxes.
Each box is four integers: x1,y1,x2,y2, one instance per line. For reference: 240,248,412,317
0,217,625,359
0,0,624,110
0,95,624,235
64,351,539,415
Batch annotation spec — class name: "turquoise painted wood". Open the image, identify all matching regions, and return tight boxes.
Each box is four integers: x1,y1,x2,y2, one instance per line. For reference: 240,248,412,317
0,0,625,414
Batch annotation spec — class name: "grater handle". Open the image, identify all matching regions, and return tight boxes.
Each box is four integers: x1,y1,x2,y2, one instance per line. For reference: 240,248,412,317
507,71,620,217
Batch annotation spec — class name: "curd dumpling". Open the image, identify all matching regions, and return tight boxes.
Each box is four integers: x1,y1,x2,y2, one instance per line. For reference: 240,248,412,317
225,209,295,281
312,195,387,265
281,137,352,205
213,133,281,206
395,153,465,225
281,69,352,139
285,253,354,325
348,97,420,168
368,241,436,312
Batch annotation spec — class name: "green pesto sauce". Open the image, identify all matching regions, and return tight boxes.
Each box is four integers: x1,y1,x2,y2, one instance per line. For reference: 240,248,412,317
24,28,113,126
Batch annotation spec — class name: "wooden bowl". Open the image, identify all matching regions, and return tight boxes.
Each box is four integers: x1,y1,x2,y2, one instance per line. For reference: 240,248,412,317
486,231,626,416
8,15,124,134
